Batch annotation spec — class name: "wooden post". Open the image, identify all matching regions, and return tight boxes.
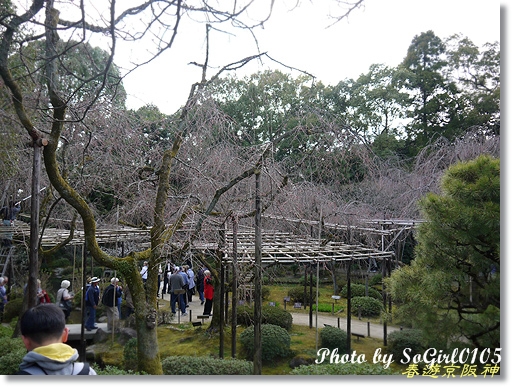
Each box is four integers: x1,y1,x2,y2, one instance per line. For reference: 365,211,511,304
231,215,238,358
219,258,224,358
253,169,262,375
347,259,352,353
26,144,43,312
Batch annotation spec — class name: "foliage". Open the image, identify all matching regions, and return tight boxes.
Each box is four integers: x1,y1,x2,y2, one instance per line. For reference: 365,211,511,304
123,338,138,371
340,283,382,300
2,297,23,323
350,296,383,317
235,304,293,330
320,326,348,353
261,286,271,300
386,329,426,364
290,362,399,375
312,303,341,313
94,365,146,375
386,155,500,349
0,334,26,375
161,355,253,375
239,324,291,363
369,273,382,286
287,286,319,305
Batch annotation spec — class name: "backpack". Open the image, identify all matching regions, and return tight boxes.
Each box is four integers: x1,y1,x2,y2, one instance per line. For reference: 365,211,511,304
17,362,90,375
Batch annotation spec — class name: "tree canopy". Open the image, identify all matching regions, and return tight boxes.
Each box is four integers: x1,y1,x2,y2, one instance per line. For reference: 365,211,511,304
385,155,500,350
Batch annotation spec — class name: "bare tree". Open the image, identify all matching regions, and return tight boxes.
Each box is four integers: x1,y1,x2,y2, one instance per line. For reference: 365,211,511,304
1,0,365,374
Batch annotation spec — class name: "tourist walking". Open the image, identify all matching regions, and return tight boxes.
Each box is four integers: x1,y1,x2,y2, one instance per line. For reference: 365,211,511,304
36,279,51,305
140,261,148,285
179,266,189,307
0,276,7,322
196,266,205,305
202,270,214,316
85,277,100,331
185,265,195,303
56,279,74,321
169,267,186,316
101,277,122,332
162,260,173,295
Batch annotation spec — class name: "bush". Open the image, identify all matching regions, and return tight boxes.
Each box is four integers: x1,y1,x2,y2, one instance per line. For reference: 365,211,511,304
51,258,71,268
290,362,400,375
387,329,426,363
0,334,26,375
235,304,293,330
350,296,383,317
239,324,291,363
162,356,252,375
287,286,319,305
299,275,318,286
95,365,146,375
320,326,348,353
2,297,23,323
369,273,382,286
123,338,138,371
340,283,382,300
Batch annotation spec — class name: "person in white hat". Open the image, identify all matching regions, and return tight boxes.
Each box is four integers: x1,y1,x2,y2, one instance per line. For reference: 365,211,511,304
85,277,101,331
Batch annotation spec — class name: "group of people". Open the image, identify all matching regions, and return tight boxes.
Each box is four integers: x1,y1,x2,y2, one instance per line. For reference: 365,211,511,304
51,276,128,332
164,263,214,317
13,262,214,375
84,276,125,332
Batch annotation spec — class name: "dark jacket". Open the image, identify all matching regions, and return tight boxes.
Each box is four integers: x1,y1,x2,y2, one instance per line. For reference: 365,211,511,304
85,284,100,307
101,284,122,307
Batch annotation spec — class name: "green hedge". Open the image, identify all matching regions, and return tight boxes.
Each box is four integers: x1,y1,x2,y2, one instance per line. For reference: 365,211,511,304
340,283,382,300
162,355,252,375
320,326,348,353
235,304,293,330
239,324,291,363
350,296,383,317
387,329,426,364
287,286,320,305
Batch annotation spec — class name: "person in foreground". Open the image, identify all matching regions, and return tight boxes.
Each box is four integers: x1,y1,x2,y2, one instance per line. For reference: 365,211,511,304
17,303,97,375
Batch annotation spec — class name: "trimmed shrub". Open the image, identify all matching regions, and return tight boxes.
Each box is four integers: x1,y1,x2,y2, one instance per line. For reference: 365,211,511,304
350,296,383,317
320,326,348,353
287,286,319,305
239,324,291,363
162,356,252,375
387,329,426,364
369,273,382,286
340,283,382,300
235,304,293,330
2,296,23,323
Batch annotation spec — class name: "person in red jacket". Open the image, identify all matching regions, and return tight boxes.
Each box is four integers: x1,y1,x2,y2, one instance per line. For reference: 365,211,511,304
202,270,214,316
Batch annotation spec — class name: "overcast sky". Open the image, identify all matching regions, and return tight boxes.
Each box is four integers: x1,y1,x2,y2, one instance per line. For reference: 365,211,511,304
118,0,502,115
